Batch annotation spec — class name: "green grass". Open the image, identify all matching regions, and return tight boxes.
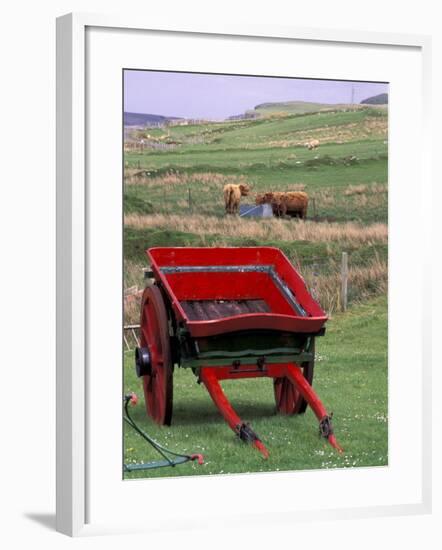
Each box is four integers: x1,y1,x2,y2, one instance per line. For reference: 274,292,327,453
207,110,375,144
124,226,387,267
130,106,387,146
125,140,387,170
253,100,342,115
123,104,389,478
252,101,386,116
123,295,388,479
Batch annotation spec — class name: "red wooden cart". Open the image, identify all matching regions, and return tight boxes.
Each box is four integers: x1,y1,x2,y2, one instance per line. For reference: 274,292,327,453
135,246,342,458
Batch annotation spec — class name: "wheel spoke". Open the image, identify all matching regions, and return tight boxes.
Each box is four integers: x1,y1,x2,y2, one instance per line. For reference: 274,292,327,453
274,363,312,415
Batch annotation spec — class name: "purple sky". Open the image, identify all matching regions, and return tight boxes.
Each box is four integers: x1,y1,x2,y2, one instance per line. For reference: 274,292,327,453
124,70,388,120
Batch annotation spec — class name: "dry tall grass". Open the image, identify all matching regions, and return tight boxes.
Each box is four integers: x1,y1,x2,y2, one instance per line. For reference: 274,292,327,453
124,213,387,246
124,260,146,289
124,260,147,325
302,258,387,315
344,183,387,196
124,297,142,326
310,184,387,214
125,171,252,187
123,257,388,323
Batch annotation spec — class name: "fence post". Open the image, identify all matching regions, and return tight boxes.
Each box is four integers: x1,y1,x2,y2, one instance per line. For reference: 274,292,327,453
188,188,192,211
311,261,319,301
340,252,348,312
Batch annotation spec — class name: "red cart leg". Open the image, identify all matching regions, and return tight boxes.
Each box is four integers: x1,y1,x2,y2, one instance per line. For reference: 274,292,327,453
285,364,344,453
199,368,269,459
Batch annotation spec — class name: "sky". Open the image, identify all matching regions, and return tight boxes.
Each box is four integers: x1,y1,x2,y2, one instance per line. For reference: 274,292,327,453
124,70,388,120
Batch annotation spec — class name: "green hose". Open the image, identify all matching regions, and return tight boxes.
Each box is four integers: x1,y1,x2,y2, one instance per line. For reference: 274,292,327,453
123,393,204,472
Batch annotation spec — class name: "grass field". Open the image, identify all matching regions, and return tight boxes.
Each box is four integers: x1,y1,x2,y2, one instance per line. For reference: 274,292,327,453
123,100,388,478
124,296,388,478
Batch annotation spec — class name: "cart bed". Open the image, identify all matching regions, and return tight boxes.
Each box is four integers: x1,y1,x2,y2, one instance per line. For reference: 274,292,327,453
147,247,327,337
181,299,271,321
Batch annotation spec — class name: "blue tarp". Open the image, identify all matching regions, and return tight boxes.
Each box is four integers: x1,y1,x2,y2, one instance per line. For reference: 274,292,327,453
239,203,273,218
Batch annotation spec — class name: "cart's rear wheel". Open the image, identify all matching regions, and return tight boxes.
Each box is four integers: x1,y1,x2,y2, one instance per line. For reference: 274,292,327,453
273,340,315,415
139,285,173,425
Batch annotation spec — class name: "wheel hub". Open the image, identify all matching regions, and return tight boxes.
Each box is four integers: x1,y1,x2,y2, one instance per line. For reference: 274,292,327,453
135,346,152,377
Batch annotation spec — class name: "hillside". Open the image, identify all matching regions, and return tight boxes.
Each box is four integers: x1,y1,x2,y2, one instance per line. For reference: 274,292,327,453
124,111,181,127
247,100,380,118
254,101,329,115
361,93,388,105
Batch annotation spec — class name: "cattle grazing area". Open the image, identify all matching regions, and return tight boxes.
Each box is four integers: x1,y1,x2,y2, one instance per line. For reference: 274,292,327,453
123,101,388,477
124,104,387,320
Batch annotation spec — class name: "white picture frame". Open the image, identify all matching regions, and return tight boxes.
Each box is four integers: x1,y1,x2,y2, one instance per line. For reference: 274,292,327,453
56,12,432,537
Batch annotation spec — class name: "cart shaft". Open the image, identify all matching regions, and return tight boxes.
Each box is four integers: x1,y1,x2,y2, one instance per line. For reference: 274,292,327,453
198,363,343,457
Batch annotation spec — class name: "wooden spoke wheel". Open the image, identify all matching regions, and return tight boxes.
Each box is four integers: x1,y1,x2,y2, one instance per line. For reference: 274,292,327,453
139,284,173,425
273,340,315,415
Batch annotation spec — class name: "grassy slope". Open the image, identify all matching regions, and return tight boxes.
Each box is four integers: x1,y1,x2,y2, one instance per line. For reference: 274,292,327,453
126,109,386,156
253,100,339,114
126,142,386,172
124,108,388,224
124,295,388,479
209,110,375,143
252,101,385,116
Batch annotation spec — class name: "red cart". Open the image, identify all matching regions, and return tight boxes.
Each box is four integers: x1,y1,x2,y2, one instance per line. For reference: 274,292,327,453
135,246,342,458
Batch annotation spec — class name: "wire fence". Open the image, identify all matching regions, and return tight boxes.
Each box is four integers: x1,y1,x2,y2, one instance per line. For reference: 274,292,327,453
123,177,387,224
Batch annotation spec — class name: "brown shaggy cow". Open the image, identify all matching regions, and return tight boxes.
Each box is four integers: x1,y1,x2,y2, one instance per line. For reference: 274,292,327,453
223,183,250,215
305,139,320,150
256,191,309,219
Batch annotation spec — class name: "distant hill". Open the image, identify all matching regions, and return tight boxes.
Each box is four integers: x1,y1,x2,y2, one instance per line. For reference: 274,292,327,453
253,101,332,115
124,112,182,127
246,100,367,118
360,93,388,105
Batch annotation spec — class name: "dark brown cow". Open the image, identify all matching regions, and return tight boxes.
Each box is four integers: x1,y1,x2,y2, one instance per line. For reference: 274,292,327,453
256,191,308,219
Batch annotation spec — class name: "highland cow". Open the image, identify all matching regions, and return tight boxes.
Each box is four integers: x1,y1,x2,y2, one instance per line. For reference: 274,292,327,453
223,183,251,215
256,191,308,219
